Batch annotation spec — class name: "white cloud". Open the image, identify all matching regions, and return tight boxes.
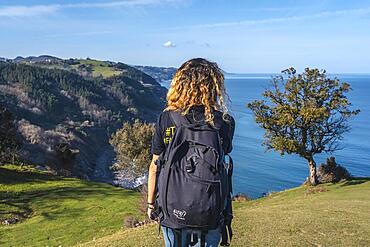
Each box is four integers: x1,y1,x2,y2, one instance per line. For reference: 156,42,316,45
0,0,183,18
163,41,176,48
0,5,59,17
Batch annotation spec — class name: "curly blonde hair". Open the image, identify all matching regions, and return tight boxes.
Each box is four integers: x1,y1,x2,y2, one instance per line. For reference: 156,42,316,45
165,58,230,125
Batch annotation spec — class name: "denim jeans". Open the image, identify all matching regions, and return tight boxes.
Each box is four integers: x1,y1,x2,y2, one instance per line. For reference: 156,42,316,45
162,226,221,247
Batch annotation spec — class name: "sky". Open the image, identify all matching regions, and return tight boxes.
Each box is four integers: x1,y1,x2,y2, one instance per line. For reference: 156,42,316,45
0,0,370,73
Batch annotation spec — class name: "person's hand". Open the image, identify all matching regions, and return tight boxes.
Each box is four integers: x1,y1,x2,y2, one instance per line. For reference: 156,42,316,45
147,206,154,219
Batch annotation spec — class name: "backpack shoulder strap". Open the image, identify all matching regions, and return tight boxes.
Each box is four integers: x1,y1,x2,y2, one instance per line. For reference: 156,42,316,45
213,115,224,130
220,153,234,246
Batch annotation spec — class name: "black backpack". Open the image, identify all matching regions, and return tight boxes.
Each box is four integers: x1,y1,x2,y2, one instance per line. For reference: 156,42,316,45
154,110,233,247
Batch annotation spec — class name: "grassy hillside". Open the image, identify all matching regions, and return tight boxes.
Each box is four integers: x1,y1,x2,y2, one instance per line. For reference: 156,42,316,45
73,59,122,78
79,179,370,247
1,164,369,247
10,56,176,82
0,60,167,176
0,165,141,247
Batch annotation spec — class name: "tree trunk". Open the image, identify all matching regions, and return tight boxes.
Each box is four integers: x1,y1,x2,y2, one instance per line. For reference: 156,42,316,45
307,157,318,186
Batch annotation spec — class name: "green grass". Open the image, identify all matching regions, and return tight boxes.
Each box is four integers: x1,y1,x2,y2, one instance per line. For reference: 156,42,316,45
0,164,141,247
1,164,370,247
75,59,122,78
25,59,122,78
78,178,370,247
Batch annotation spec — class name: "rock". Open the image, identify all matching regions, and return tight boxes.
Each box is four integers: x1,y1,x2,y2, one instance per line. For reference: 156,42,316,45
1,217,19,225
317,157,351,183
232,192,251,201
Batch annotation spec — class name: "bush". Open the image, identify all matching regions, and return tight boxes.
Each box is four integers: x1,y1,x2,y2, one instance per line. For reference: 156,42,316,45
232,193,251,202
317,157,351,183
123,216,139,228
109,120,154,176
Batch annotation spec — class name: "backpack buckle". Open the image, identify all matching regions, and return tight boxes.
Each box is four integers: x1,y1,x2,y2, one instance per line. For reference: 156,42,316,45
185,157,196,173
186,154,199,173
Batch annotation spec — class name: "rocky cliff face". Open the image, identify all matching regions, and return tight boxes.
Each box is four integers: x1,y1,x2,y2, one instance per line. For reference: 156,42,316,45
0,57,167,179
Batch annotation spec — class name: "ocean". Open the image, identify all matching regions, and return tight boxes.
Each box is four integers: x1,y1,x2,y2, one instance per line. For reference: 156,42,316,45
161,74,370,198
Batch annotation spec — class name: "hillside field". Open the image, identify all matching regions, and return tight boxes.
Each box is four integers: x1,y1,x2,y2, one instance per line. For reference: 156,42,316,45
0,165,142,247
1,164,369,247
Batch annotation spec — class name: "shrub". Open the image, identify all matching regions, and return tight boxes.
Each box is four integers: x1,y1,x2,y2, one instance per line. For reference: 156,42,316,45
110,120,154,177
123,216,139,228
232,193,251,202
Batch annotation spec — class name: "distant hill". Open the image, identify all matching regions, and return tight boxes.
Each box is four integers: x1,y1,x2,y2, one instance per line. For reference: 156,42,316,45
7,55,177,81
133,65,176,82
12,55,63,64
0,56,168,178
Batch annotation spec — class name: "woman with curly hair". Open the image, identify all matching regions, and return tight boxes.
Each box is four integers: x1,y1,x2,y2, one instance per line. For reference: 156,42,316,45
147,58,235,247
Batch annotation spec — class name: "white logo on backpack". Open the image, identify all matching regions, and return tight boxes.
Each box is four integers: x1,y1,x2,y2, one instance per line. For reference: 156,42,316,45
173,209,186,220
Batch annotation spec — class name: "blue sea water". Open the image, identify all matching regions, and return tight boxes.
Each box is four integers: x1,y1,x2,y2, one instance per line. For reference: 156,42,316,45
226,73,370,198
161,74,370,198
